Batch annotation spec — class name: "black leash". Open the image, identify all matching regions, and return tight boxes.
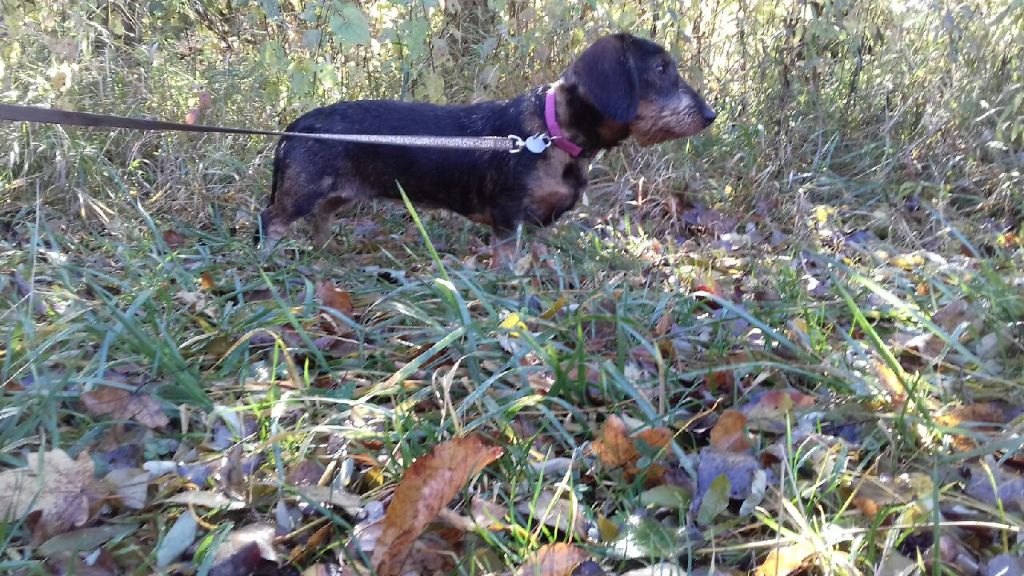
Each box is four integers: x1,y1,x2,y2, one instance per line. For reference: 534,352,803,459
0,103,553,154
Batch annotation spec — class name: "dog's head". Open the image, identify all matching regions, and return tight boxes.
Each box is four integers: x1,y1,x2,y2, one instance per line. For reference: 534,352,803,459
564,33,716,146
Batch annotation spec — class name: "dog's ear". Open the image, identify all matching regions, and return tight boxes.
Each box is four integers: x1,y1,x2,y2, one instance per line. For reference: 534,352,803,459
569,34,640,123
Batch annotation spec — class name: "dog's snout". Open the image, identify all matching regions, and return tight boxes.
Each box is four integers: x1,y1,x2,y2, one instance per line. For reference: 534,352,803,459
701,106,717,125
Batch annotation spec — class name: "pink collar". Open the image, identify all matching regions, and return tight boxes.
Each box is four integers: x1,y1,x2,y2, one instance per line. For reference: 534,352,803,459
545,89,583,157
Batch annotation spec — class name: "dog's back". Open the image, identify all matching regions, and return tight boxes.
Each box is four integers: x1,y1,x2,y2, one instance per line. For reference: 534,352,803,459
256,33,715,255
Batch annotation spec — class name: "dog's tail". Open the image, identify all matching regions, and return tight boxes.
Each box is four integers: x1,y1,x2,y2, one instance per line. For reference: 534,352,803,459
254,139,286,246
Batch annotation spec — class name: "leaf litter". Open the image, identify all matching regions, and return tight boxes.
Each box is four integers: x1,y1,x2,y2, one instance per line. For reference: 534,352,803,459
2,171,1023,576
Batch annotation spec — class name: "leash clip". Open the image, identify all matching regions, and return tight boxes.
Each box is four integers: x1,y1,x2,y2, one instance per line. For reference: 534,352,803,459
508,133,552,154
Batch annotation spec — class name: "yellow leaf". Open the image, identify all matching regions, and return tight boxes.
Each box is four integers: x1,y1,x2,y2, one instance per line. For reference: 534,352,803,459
754,541,817,576
515,543,589,576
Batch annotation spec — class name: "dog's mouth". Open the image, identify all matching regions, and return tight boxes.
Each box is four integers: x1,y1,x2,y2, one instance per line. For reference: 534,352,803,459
630,95,716,146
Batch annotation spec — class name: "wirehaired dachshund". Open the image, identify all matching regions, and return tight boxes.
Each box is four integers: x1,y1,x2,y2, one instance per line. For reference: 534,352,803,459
257,33,716,261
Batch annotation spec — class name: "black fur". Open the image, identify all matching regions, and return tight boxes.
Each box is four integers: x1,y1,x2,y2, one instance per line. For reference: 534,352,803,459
256,33,716,252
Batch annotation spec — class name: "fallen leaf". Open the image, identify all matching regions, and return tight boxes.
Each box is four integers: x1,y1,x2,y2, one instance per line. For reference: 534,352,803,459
709,410,752,452
199,271,216,291
162,229,187,248
515,543,589,576
692,446,761,523
654,305,674,337
741,390,817,433
471,495,508,530
753,541,817,576
962,461,1024,514
704,368,735,394
850,473,935,519
316,281,354,316
163,490,246,509
290,523,334,566
515,490,586,539
371,436,503,576
104,468,149,509
986,554,1024,576
208,523,278,575
0,449,99,539
291,486,362,515
621,563,688,576
38,522,140,557
873,360,907,407
639,485,691,510
45,549,119,576
591,415,672,479
81,385,170,429
592,415,637,469
692,274,723,309
155,512,197,568
695,473,730,526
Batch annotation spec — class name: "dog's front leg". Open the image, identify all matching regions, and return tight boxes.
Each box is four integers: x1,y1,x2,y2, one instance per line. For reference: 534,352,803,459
489,234,517,271
488,214,524,271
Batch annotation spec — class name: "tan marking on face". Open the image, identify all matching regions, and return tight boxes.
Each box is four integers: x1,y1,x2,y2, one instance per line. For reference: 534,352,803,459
630,93,708,145
466,212,494,226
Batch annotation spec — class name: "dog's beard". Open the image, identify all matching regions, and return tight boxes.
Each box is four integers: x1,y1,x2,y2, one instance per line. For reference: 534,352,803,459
630,96,708,145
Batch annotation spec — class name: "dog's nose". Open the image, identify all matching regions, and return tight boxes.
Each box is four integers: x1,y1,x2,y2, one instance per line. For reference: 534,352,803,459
702,106,717,124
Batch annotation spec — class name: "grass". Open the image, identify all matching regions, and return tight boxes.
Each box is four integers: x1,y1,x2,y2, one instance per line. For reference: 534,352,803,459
2,0,1024,573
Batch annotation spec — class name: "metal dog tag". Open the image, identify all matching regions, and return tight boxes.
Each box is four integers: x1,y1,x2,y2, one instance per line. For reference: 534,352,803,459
523,133,551,154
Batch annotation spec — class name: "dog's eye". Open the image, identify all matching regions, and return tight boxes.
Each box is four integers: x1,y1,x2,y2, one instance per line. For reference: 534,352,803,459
656,63,667,75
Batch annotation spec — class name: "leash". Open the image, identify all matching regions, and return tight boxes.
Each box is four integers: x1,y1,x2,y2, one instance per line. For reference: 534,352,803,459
0,103,554,154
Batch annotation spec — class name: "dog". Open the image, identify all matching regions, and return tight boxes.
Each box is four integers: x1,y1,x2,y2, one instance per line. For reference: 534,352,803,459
256,33,716,260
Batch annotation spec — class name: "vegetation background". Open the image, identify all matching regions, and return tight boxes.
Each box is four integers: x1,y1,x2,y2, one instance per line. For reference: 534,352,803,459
0,0,1022,574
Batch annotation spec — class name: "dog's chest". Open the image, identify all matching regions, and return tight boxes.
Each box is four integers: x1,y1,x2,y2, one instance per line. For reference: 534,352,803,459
522,152,588,226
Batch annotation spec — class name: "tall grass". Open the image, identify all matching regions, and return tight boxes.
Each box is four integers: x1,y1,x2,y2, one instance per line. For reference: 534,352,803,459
1,0,1023,573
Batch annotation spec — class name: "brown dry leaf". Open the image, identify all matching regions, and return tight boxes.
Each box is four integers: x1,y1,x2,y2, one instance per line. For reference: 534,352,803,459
692,274,723,309
371,435,503,576
290,522,333,565
470,495,508,530
515,543,589,576
208,523,278,575
104,468,149,510
636,427,672,452
591,415,672,480
162,229,187,248
591,415,638,468
654,305,674,337
316,281,354,316
704,368,735,394
0,449,100,539
742,390,817,433
199,271,216,291
937,402,1014,429
851,473,935,519
932,298,973,333
81,386,169,429
709,410,752,452
743,390,816,418
753,541,817,576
